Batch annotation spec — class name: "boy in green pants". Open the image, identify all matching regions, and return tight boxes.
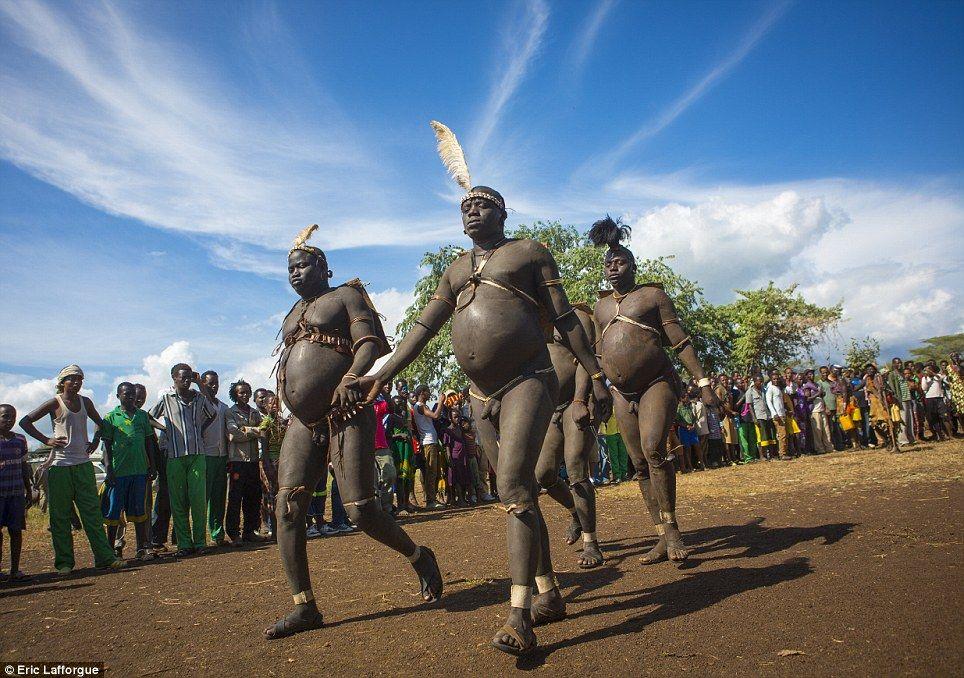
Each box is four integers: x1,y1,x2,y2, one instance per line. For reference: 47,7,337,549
601,412,628,483
19,365,122,573
150,364,216,557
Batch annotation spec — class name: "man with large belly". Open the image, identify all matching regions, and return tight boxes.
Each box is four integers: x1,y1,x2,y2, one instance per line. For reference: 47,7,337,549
534,303,605,569
356,121,612,656
263,225,442,640
590,216,719,565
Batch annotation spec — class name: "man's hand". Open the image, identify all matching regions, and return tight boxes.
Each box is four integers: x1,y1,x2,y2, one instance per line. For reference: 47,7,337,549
591,380,613,424
47,436,68,448
85,440,99,455
332,375,364,410
571,400,591,430
354,375,384,404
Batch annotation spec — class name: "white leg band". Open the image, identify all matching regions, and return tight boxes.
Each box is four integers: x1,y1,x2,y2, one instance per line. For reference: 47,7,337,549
293,590,314,605
510,584,533,609
407,545,422,564
535,575,557,593
655,523,666,535
582,532,597,543
660,511,677,524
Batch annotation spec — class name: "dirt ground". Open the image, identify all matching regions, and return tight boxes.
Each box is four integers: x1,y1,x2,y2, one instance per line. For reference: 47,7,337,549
2,442,961,677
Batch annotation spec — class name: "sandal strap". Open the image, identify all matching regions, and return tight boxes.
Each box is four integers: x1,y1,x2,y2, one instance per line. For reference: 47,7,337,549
498,624,530,650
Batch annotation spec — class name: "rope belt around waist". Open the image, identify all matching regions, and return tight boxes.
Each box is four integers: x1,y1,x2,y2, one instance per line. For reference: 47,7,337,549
469,366,556,405
282,327,352,355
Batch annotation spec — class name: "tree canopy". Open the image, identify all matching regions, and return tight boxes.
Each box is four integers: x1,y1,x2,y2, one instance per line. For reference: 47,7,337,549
395,220,841,389
908,333,964,363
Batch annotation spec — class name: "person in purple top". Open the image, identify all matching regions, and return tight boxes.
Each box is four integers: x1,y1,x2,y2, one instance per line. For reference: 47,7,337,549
0,404,31,581
442,409,473,506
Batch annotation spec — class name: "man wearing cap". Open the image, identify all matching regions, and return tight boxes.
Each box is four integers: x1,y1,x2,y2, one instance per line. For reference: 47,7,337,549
19,365,122,573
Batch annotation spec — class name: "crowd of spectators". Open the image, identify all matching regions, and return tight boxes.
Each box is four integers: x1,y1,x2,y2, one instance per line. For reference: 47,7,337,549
0,352,960,580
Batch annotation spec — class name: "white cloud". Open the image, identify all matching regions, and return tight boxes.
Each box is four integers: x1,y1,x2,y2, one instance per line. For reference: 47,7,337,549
102,341,194,410
567,0,618,78
590,1,791,172
0,0,433,255
469,0,549,164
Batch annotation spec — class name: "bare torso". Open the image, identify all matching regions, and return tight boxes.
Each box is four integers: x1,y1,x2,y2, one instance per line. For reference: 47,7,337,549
594,285,677,397
445,240,551,394
279,287,355,424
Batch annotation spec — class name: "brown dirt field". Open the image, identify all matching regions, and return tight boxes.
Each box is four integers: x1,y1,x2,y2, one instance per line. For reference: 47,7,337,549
2,442,962,677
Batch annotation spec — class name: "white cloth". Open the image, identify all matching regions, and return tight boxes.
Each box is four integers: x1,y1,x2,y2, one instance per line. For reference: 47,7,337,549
413,403,439,446
765,382,786,418
691,401,709,435
50,395,91,467
921,375,944,399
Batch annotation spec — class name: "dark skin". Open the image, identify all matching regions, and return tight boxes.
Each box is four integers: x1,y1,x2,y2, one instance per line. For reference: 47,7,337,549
20,374,104,453
265,248,441,640
534,306,603,568
0,405,27,579
103,384,155,556
594,249,717,564
357,193,612,653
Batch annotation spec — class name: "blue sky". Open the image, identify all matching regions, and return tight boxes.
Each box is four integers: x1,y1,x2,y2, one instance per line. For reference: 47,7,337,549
1,0,962,418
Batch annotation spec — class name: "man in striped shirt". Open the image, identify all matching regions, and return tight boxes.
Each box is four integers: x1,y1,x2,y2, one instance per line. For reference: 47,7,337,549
151,363,216,557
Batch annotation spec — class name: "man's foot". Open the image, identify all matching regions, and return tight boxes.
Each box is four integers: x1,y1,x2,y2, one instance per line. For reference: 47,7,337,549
531,588,566,626
150,544,168,554
481,494,495,502
663,523,689,562
640,536,668,564
564,515,582,546
56,566,73,576
412,546,443,602
114,546,123,559
135,548,156,561
101,559,126,571
579,540,605,568
8,570,29,582
491,608,536,656
243,532,265,543
320,524,339,536
264,605,324,640
174,548,196,558
306,525,322,539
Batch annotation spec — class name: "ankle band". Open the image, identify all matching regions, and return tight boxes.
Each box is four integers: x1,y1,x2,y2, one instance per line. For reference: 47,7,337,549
293,590,314,605
660,511,677,524
535,575,557,593
582,532,597,543
510,584,533,609
655,523,666,535
407,545,422,564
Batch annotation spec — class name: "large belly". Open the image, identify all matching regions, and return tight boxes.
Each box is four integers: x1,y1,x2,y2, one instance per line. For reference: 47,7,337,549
280,342,352,423
599,323,673,394
548,343,577,405
451,290,547,392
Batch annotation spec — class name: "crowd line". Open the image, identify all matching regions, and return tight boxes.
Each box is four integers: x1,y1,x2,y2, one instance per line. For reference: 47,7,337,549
0,353,961,580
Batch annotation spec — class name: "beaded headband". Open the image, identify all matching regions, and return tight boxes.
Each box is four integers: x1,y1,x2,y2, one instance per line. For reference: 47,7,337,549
461,190,505,211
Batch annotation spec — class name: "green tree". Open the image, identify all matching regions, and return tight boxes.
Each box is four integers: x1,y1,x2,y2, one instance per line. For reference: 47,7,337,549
908,333,964,363
722,282,842,373
396,220,733,388
844,336,881,371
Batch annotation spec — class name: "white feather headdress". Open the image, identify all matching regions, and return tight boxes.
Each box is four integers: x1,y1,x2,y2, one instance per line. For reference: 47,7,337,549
290,224,323,256
430,120,471,191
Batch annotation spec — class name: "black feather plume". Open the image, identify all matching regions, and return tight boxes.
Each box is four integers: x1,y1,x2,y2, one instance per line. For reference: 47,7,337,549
588,215,631,249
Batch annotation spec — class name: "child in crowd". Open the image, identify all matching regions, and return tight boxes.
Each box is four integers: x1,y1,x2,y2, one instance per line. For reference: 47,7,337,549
0,404,30,581
258,395,286,541
676,392,698,472
442,409,472,506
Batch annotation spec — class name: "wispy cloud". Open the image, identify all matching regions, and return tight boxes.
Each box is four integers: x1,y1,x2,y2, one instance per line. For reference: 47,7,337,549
568,0,618,78
468,0,549,162
0,0,429,254
596,1,792,170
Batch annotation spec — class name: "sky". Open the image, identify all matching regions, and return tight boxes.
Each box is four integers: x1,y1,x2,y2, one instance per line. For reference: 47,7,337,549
1,0,962,426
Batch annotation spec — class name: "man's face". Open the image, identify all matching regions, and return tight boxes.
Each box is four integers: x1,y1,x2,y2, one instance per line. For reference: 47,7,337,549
892,358,902,369
769,372,781,386
203,373,219,396
0,406,15,434
288,250,328,298
451,409,461,424
61,374,83,396
134,386,147,409
117,385,137,410
903,369,912,379
604,251,635,291
235,384,252,404
461,196,505,243
256,390,275,411
173,368,193,391
753,376,763,388
381,383,392,398
819,367,829,379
